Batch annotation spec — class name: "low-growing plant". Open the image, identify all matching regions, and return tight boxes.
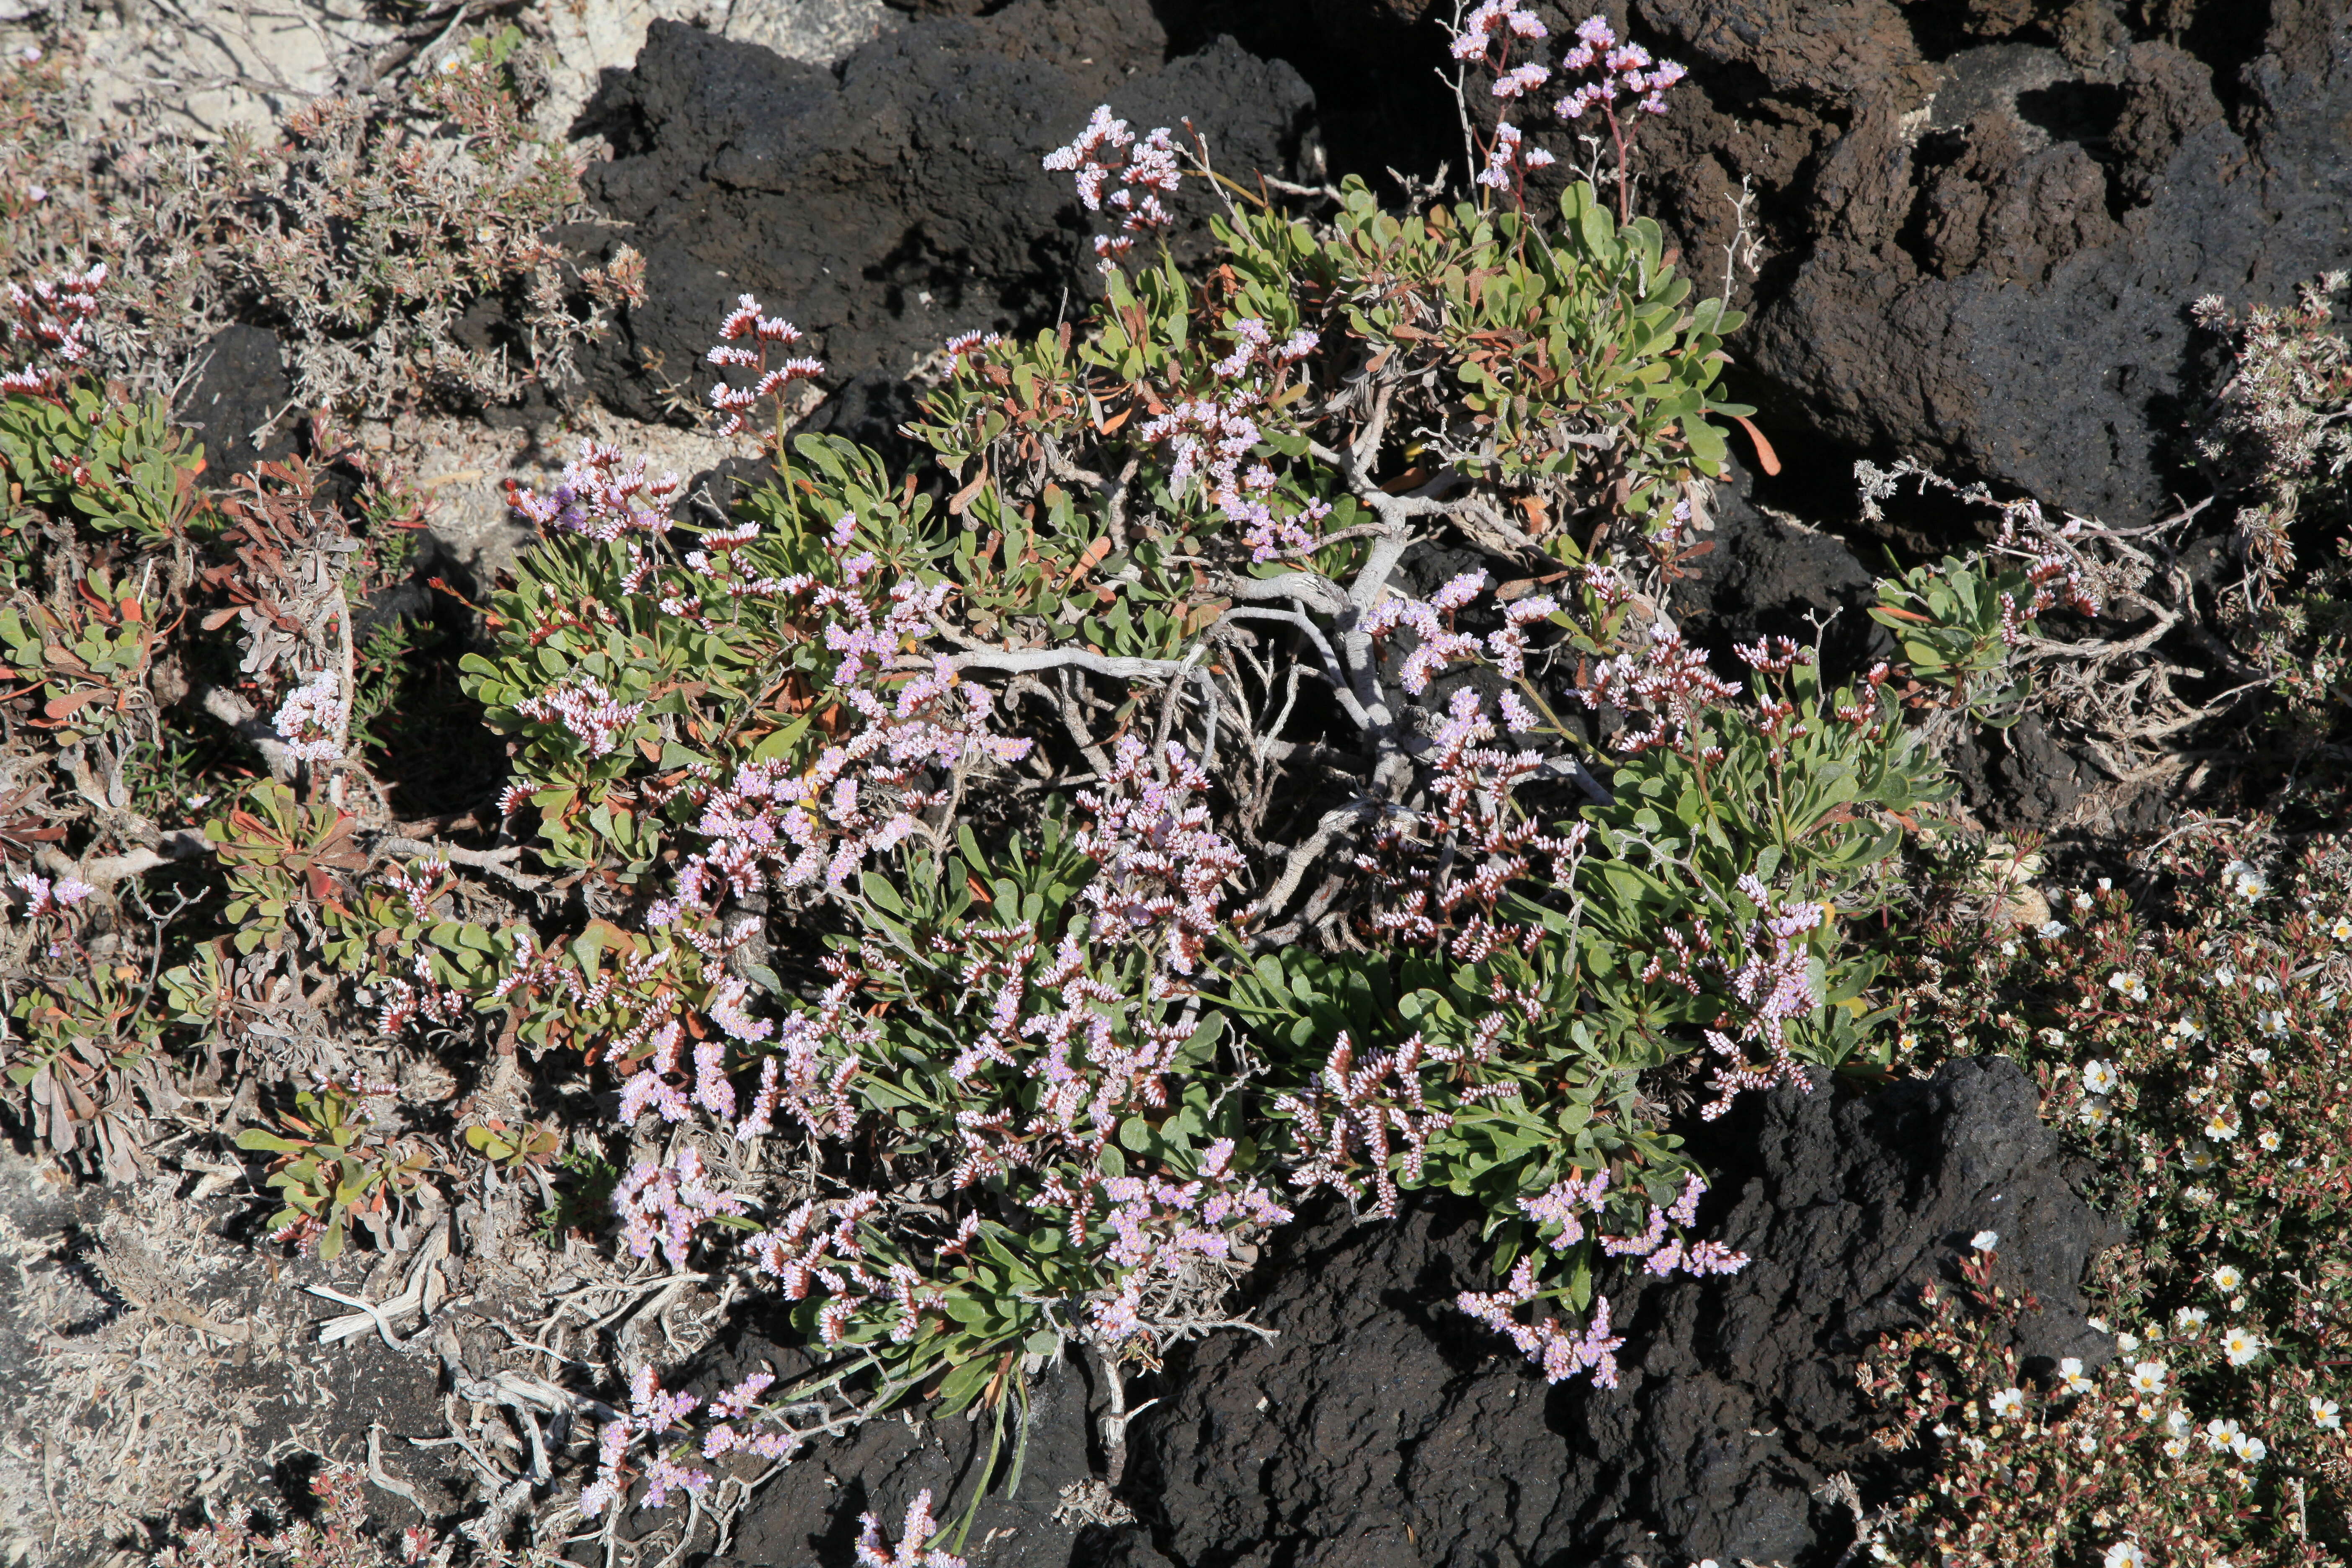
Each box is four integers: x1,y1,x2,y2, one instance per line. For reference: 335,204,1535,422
1862,830,2352,1561
235,1078,436,1263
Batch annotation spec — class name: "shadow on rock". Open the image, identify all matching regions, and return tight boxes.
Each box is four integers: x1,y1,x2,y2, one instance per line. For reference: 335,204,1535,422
1121,1057,2118,1568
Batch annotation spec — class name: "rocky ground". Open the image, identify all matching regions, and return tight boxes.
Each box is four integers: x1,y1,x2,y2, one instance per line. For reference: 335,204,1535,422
0,0,2343,1564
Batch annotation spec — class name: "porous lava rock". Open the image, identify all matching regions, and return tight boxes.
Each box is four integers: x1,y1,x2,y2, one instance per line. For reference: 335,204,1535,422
564,8,1313,443
1119,1057,2115,1568
1626,0,2352,523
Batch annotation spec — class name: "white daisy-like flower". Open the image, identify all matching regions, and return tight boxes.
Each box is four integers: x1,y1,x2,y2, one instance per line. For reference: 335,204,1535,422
2128,1361,2167,1396
2224,1326,2265,1367
2232,1431,2267,1462
2078,1096,2112,1128
2107,970,2148,1001
2259,1128,2283,1151
2249,1089,2272,1110
2177,1306,2210,1330
1988,1387,2027,1419
2258,1009,2290,1038
2080,1059,2119,1095
2183,1142,2219,1171
2213,963,2239,987
2224,860,2267,900
2161,1435,2188,1458
2205,1112,2240,1141
2166,1408,2192,1436
2330,916,2351,942
2247,1046,2269,1063
2213,1264,2244,1292
2116,1331,2140,1352
2073,891,2094,912
2104,1541,2147,1568
1970,1230,1999,1252
2312,1396,2342,1431
2059,1357,2094,1395
2078,1431,2099,1453
2205,1416,2241,1450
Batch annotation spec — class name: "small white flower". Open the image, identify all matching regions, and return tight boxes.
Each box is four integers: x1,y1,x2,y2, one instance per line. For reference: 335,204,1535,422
1988,1387,2026,1419
2182,1142,2219,1171
2176,1306,2210,1330
2080,1059,2119,1095
2224,860,2267,901
2231,1430,2267,1462
2254,974,2280,995
2115,1331,2140,1352
2248,1089,2272,1110
2312,1396,2342,1431
2037,919,2068,939
2128,1361,2167,1396
1971,1230,1999,1252
2184,1184,2216,1205
2074,891,2094,912
2205,1111,2240,1141
2329,916,2351,942
2259,1128,2283,1152
2246,1046,2269,1064
2104,1542,2147,1568
2161,1435,2188,1458
2078,1431,2099,1453
2077,1096,2112,1128
2214,963,2239,987
2223,1326,2265,1367
438,52,466,75
2165,1408,2192,1436
2212,1264,2244,1292
2059,1357,2094,1395
2000,939,2018,956
2097,877,2112,891
2258,1008,2290,1038
2205,1416,2241,1450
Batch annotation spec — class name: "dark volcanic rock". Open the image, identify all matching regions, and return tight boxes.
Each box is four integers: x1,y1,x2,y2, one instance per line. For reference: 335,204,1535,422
569,12,1313,444
174,324,294,479
1630,0,2352,522
1124,1058,2116,1568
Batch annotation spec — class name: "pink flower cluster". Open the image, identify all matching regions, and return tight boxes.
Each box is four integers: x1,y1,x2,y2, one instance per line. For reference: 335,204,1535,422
647,566,1030,924
1042,105,1184,272
1556,1171,1753,1277
1645,872,1828,1120
509,440,684,542
1142,317,1327,562
1276,1031,1464,1218
707,293,827,437
1360,686,1589,963
577,1366,722,1518
1575,616,1744,753
1,262,103,397
13,872,94,916
1362,571,1558,694
271,668,347,764
510,673,645,760
745,1192,946,1346
1556,16,1687,120
612,1144,747,1269
1456,1257,1627,1386
1087,1140,1293,1340
856,1490,966,1568
1075,736,1246,974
